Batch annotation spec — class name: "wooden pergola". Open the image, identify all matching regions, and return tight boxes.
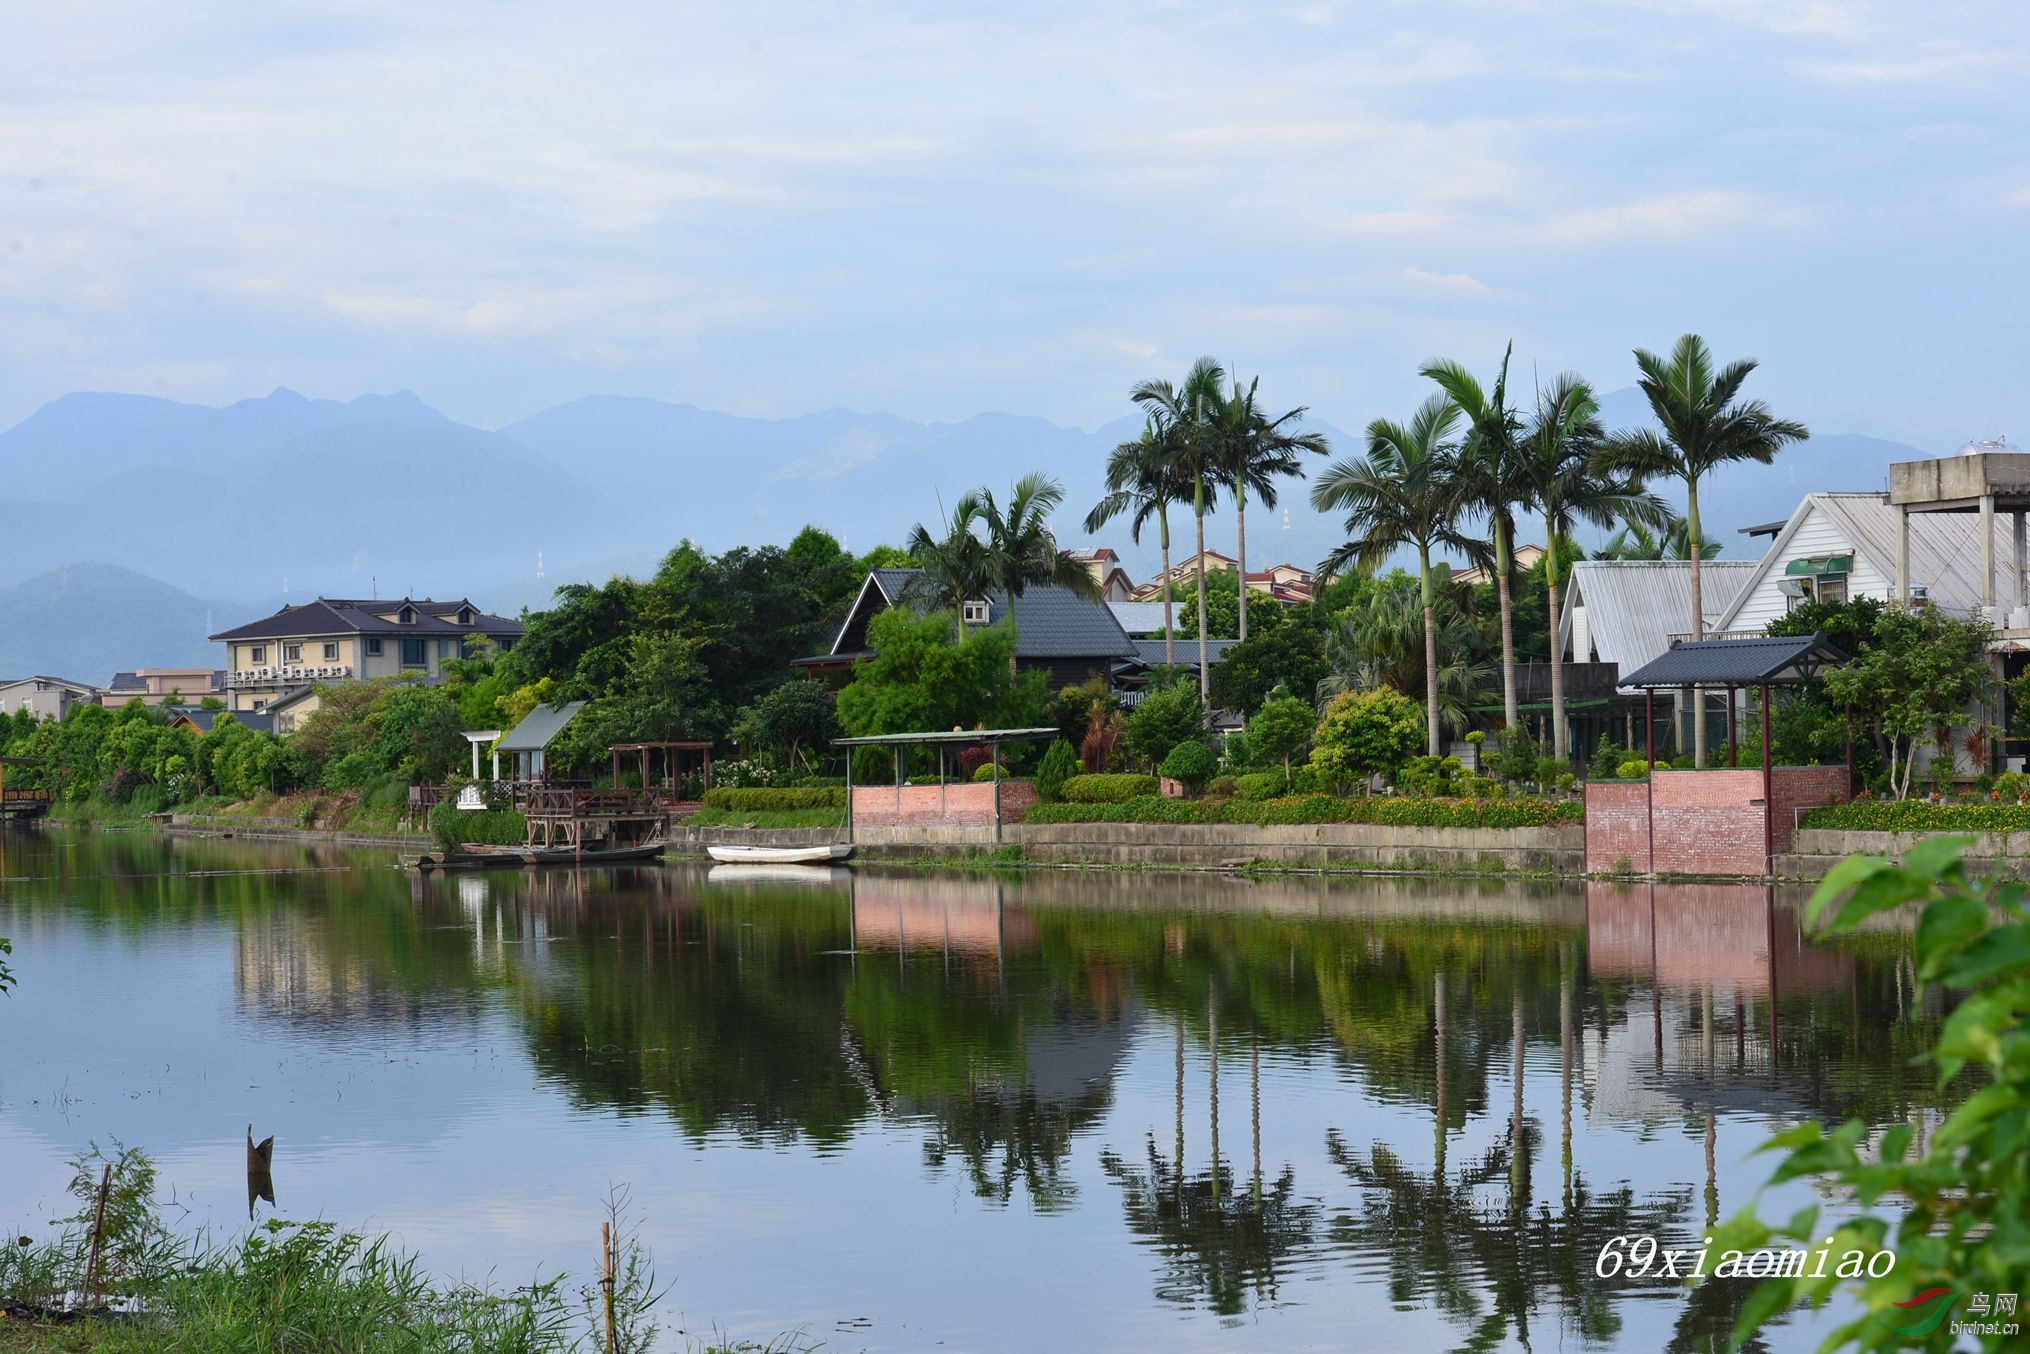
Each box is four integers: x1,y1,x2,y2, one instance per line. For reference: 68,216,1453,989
609,742,713,797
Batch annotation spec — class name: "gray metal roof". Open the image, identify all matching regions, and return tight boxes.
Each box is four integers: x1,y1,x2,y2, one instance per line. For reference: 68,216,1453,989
497,700,586,752
1129,637,1237,669
1107,601,1177,636
1560,560,1758,694
1618,634,1848,688
834,726,1060,746
862,569,1137,660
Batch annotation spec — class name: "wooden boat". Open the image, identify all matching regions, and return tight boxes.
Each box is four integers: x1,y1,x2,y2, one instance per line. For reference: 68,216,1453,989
406,839,668,871
705,843,853,865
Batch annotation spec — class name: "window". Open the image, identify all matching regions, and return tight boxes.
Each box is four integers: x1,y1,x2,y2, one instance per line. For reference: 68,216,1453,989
249,646,266,665
252,699,268,712
322,642,338,662
1814,573,1848,605
398,605,415,625
284,644,302,663
366,637,383,657
962,599,991,625
457,607,473,626
400,637,427,667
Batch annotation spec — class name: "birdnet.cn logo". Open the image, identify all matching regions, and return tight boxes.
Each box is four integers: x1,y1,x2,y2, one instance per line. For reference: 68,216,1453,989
1873,1289,2021,1339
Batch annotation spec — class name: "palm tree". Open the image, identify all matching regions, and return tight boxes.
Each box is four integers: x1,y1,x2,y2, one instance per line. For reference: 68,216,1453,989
1311,395,1477,756
1315,580,1497,737
1599,334,1808,766
1518,376,1671,762
972,472,1100,602
1087,420,1192,666
1205,376,1330,642
903,492,991,641
1593,518,1721,561
1133,358,1227,699
1425,347,1529,732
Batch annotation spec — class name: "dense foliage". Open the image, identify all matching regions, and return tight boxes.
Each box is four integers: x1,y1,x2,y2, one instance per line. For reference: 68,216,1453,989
700,786,847,812
1800,800,2030,834
1034,739,1080,803
1058,773,1161,803
1715,838,2029,1351
1024,793,1582,828
834,608,1045,745
1309,688,1424,790
1820,607,1992,799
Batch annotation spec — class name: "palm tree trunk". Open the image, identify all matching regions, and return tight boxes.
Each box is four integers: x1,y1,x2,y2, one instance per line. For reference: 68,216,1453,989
1420,545,1441,757
1547,528,1567,763
1194,476,1210,701
1494,517,1518,730
1687,477,1707,769
1160,506,1175,668
1236,480,1249,643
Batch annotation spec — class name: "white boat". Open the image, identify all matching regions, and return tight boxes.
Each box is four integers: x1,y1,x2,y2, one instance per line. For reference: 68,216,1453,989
706,843,854,865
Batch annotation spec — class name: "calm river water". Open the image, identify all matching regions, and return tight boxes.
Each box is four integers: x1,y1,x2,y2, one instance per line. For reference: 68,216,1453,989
0,828,1944,1352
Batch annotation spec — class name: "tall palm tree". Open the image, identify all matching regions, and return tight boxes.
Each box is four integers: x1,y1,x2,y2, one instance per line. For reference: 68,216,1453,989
1593,518,1720,561
903,493,991,642
1518,376,1671,762
1599,334,1808,766
1133,358,1227,699
1086,419,1191,666
1315,580,1497,737
1206,376,1330,642
1425,347,1528,732
1311,395,1477,756
972,472,1101,602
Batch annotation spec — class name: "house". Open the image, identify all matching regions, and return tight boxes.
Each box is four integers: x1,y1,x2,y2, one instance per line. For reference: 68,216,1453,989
0,675,99,720
100,668,228,708
796,568,1139,690
1129,551,1318,604
1454,542,1547,587
209,596,523,716
165,705,277,736
1064,548,1137,602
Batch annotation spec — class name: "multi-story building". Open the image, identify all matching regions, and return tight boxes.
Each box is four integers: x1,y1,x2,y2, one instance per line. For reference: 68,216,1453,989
209,596,523,718
100,667,228,707
0,675,99,720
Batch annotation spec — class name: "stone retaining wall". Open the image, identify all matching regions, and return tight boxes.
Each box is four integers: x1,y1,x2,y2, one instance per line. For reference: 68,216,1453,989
1778,826,2030,880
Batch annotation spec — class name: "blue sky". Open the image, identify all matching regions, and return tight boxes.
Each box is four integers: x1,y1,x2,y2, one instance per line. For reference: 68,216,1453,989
3,0,2026,444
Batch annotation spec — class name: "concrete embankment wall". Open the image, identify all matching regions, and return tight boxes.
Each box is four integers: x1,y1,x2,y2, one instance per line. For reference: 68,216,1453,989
162,814,431,850
670,821,1583,874
1778,827,2030,880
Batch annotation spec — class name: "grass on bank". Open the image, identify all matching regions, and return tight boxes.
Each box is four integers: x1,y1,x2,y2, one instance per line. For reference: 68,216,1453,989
0,1144,798,1354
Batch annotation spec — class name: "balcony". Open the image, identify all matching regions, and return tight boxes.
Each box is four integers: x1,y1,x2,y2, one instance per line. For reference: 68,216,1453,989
227,664,352,688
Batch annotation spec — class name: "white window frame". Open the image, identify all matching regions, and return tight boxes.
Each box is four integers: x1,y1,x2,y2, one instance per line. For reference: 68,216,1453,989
962,599,990,625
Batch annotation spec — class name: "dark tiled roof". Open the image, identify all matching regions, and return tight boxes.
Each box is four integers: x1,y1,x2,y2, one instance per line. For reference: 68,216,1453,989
210,597,523,642
865,569,1136,660
107,671,143,691
1619,634,1848,689
1129,638,1237,669
165,706,277,735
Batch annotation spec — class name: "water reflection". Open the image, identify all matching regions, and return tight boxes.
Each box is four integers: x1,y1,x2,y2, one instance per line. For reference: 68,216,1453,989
0,830,1959,1352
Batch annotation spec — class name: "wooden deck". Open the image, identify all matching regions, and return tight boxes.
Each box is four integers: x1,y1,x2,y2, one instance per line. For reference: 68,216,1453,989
521,786,668,850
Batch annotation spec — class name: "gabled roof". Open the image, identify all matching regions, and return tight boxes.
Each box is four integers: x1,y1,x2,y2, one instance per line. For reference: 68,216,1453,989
1560,560,1758,693
165,706,276,735
0,674,99,694
1619,634,1848,688
498,700,586,753
832,569,1137,660
1107,601,1177,636
210,597,523,643
1126,637,1237,670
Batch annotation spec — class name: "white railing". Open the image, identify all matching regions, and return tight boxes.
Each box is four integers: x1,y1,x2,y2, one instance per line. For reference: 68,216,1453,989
228,664,351,687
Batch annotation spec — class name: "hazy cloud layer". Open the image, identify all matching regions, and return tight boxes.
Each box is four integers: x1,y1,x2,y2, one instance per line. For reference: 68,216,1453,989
2,0,2025,444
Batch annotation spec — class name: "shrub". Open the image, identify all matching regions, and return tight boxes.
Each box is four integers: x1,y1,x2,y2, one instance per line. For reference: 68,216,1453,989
1461,774,1504,799
1495,726,1539,783
701,786,847,811
971,761,1001,782
1589,738,1626,782
1206,775,1238,799
1035,739,1080,804
1310,688,1423,791
1532,755,1565,787
1800,800,2030,833
427,800,526,851
1234,771,1286,802
1614,759,1651,780
1124,680,1206,769
1556,772,1576,793
1158,740,1218,794
1025,794,1583,828
1994,770,2030,803
1060,773,1161,803
1397,755,1465,797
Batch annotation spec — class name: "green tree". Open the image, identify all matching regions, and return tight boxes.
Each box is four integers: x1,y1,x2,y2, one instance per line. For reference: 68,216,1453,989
1086,419,1192,666
736,679,839,773
1133,357,1229,699
1310,687,1423,790
1593,518,1719,561
1247,690,1315,789
1822,608,1993,798
835,608,1041,738
1208,608,1324,714
1316,580,1495,740
1425,346,1528,730
1517,375,1669,762
1204,374,1330,641
1312,395,1478,756
1123,678,1207,770
1158,739,1218,793
972,472,1100,604
1035,739,1080,803
1599,334,1809,766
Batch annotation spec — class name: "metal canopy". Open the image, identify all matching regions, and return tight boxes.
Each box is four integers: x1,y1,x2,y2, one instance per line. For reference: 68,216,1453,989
1617,634,1848,689
497,701,586,752
833,726,1059,747
1783,554,1852,577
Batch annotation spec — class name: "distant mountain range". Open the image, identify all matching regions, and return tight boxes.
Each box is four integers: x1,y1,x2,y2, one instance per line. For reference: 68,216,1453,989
0,383,1955,683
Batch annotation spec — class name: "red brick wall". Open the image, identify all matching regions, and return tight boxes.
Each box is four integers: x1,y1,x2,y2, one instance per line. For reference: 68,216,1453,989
1584,766,1850,877
1584,780,1651,873
851,779,1036,828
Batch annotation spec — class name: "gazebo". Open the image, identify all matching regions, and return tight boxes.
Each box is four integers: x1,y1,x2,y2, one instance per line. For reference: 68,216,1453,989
1586,634,1851,877
608,742,713,799
834,727,1059,843
496,701,586,782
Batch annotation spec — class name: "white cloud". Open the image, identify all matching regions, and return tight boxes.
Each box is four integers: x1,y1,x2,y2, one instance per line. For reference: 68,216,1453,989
1398,267,1497,297
1110,339,1159,361
1537,190,1809,245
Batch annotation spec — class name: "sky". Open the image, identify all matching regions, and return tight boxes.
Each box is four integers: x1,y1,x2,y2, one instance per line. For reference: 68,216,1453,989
3,0,2027,445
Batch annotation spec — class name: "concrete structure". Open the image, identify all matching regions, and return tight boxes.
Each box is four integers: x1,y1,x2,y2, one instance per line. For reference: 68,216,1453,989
209,596,522,714
0,675,98,720
101,668,227,707
1454,542,1546,587
1888,440,2030,624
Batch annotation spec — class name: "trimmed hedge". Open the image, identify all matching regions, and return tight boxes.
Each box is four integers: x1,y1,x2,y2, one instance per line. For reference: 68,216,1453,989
1060,773,1162,804
1024,794,1582,828
1234,771,1288,802
701,786,847,811
1800,800,2030,834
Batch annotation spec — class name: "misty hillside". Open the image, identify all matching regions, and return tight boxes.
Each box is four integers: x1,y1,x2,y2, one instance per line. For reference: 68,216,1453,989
0,563,253,684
